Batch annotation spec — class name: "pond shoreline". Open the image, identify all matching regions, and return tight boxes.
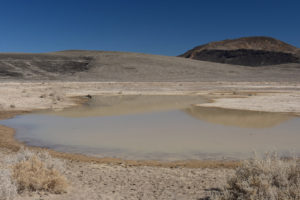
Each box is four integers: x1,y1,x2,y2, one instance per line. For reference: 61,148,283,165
0,81,300,168
0,110,240,169
0,81,299,199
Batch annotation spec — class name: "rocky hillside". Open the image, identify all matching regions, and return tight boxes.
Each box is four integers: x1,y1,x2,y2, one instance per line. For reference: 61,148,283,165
180,36,300,66
0,53,92,79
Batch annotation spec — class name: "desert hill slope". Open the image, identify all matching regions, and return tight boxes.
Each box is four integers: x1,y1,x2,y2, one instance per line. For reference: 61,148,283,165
0,50,299,82
180,36,300,66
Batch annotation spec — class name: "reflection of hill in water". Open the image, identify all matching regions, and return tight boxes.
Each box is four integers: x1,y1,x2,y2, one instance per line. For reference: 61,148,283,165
43,95,207,117
184,106,293,128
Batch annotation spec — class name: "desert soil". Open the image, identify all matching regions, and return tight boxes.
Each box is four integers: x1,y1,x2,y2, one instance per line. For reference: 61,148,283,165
0,148,233,200
0,81,299,114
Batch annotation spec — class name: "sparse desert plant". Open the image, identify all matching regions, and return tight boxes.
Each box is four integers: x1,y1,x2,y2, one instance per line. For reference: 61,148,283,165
0,167,17,200
7,148,66,174
214,153,300,200
5,148,68,194
12,155,68,194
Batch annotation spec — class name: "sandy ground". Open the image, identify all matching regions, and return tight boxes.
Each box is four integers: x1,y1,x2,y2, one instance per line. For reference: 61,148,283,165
0,81,299,199
201,91,300,114
0,149,232,200
0,81,299,114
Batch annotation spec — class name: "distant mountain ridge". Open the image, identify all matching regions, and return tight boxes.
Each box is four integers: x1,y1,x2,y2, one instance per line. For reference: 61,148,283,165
180,36,300,66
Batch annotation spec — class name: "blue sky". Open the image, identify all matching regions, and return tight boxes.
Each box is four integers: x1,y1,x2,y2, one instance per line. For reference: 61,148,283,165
0,0,299,55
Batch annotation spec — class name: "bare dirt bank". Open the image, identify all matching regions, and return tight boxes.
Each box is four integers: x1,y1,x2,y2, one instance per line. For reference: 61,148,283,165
0,147,233,200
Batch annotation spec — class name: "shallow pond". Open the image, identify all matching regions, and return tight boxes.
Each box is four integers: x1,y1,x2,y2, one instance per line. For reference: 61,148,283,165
1,95,299,160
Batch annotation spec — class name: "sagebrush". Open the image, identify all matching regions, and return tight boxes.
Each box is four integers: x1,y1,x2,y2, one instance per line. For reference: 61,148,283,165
1,148,68,198
214,153,300,200
12,155,68,194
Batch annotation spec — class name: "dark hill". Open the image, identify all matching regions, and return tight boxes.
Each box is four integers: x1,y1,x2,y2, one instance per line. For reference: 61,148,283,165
180,36,300,66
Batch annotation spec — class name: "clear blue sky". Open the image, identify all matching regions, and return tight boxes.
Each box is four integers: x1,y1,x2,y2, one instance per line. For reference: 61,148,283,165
0,0,299,56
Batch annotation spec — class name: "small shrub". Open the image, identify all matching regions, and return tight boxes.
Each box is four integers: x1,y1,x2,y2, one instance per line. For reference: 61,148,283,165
6,148,68,194
12,156,68,194
214,153,300,200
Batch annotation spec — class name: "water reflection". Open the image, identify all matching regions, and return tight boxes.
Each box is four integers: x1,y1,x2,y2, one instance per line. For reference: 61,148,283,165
185,106,292,128
44,95,207,117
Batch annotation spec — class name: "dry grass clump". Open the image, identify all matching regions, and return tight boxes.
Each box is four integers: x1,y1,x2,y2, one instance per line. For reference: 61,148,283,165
214,153,300,200
12,155,68,194
5,148,68,194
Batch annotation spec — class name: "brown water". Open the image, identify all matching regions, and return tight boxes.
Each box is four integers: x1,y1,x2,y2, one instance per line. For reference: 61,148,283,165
1,95,299,161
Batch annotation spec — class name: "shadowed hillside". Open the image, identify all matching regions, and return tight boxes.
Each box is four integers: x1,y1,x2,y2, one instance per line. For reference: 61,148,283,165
0,53,92,79
180,36,300,66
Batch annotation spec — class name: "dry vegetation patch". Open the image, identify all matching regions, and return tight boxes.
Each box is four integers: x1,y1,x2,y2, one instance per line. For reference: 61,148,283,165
0,148,68,199
214,153,300,200
12,155,68,194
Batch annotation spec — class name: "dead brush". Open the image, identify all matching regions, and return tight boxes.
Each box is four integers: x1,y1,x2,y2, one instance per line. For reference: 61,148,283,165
214,153,300,200
6,148,68,194
12,155,68,194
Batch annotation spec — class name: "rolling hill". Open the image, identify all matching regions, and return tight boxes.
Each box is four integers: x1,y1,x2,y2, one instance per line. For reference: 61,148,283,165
0,40,300,82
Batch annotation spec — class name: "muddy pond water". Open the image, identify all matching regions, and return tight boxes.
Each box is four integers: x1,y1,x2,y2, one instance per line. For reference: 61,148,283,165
1,95,300,161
